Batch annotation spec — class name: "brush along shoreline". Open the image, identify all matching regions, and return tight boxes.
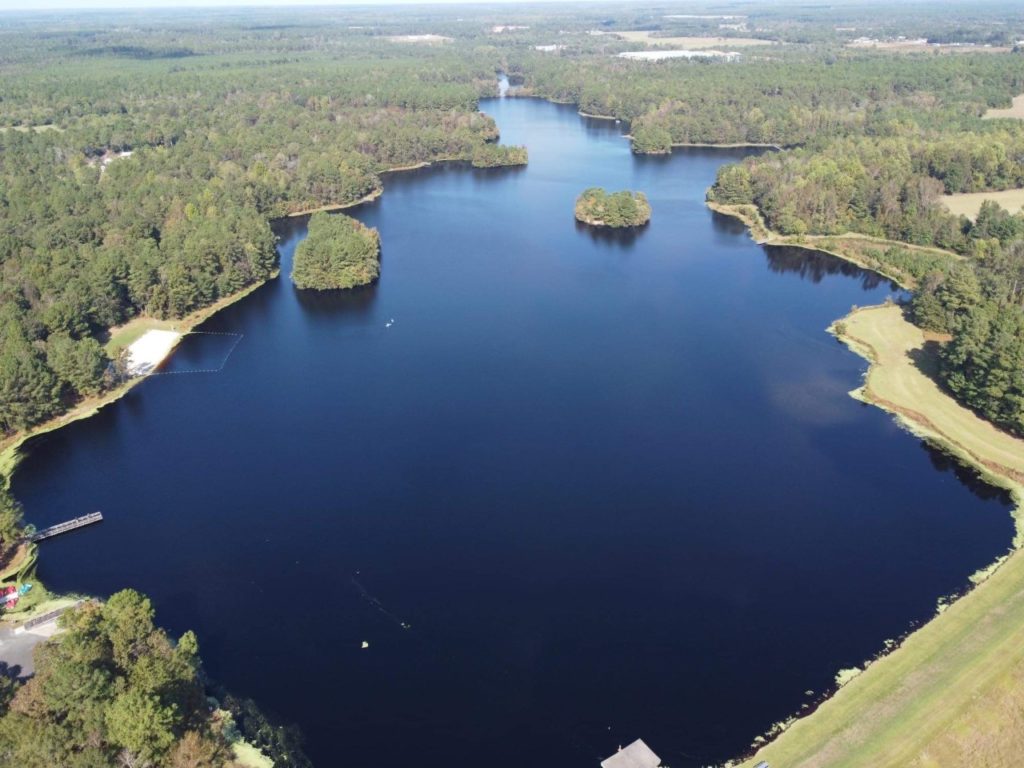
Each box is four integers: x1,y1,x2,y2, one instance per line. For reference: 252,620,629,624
0,159,438,479
713,199,1024,768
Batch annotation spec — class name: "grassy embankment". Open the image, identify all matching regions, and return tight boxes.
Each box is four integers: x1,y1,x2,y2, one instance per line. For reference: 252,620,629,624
712,199,1024,768
740,305,1024,768
285,187,385,217
707,201,959,288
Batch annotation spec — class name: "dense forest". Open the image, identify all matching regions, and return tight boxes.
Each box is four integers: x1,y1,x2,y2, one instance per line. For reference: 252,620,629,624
0,590,309,767
291,212,381,291
509,52,1024,151
707,130,1024,435
4,7,1024,439
3,7,1024,762
0,26,515,437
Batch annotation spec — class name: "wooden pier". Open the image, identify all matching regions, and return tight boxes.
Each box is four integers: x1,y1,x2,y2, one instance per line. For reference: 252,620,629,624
29,512,103,542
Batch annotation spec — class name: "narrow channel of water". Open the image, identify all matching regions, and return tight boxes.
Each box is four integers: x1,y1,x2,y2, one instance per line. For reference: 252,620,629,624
11,95,1013,768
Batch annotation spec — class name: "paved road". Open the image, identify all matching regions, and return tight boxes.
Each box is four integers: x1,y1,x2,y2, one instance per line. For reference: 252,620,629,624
0,618,61,679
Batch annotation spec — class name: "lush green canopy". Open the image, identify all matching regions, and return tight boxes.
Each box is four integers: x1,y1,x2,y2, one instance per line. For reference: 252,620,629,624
0,590,310,768
575,188,651,227
291,212,381,291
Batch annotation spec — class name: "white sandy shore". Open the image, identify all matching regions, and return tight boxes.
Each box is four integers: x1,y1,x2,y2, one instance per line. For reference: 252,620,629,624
126,329,182,375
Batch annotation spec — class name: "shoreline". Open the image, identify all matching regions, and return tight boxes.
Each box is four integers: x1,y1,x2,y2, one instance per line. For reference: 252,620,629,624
672,140,782,150
8,91,1024,765
578,109,619,121
1,153,460,479
285,188,384,218
706,200,963,289
0,273,276,484
717,199,1024,766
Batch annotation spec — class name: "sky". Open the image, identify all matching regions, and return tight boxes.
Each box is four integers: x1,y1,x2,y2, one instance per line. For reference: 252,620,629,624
2,0,590,10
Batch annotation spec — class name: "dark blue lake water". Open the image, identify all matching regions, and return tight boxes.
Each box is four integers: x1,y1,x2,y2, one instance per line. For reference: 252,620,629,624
11,95,1013,768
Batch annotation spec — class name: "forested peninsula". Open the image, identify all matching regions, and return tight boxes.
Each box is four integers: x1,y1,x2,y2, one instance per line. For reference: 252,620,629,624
0,37,506,441
707,137,1024,436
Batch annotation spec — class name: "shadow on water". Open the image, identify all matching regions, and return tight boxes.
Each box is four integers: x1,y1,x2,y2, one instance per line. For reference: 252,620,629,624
924,440,1015,504
710,209,752,238
469,164,528,182
764,245,901,292
293,280,379,319
579,114,627,139
574,219,648,248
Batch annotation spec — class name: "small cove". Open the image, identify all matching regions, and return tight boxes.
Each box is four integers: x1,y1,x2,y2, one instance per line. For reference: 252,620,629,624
10,95,1015,768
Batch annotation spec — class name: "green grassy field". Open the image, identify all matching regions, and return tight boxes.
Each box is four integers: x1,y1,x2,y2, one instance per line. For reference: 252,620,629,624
740,305,1024,768
103,317,178,355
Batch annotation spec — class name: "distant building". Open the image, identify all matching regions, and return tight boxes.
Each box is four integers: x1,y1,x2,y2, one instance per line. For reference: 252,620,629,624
601,739,662,768
617,49,741,61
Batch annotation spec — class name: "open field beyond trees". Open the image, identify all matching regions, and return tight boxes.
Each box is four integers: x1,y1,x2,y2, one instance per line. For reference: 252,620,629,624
941,189,1024,220
985,94,1024,119
613,30,775,48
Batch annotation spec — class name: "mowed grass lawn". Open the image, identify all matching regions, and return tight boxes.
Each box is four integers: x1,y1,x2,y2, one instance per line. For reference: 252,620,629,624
941,189,1024,220
103,317,178,355
742,304,1024,768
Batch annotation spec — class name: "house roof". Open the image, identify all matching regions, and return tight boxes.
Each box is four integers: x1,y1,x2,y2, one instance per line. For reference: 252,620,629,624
600,739,662,768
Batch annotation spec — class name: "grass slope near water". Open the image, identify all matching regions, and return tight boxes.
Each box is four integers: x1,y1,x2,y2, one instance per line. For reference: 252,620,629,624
716,196,1024,766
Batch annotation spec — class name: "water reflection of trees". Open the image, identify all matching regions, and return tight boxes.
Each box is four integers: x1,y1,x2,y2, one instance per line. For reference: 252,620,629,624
293,280,379,319
763,245,899,292
574,219,647,248
923,442,1014,504
579,114,628,140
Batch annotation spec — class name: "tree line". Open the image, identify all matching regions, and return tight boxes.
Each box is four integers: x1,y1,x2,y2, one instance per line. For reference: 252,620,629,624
508,49,1024,151
708,133,1024,435
0,32,512,437
0,589,310,768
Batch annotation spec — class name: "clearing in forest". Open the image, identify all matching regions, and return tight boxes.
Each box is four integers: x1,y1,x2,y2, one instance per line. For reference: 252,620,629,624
125,330,182,376
613,31,773,48
847,38,1009,54
984,95,1024,120
386,34,452,44
941,188,1024,220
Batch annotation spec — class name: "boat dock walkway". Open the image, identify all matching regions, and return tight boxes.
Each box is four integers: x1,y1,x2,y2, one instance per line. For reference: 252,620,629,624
29,512,103,543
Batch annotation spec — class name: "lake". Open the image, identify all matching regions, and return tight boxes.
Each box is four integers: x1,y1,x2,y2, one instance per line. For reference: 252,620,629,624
11,94,1014,768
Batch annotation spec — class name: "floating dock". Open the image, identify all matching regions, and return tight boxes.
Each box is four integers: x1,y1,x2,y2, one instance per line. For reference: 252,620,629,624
29,512,103,542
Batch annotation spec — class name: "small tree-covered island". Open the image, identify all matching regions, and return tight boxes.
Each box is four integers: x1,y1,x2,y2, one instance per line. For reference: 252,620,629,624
574,188,652,228
291,211,381,291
